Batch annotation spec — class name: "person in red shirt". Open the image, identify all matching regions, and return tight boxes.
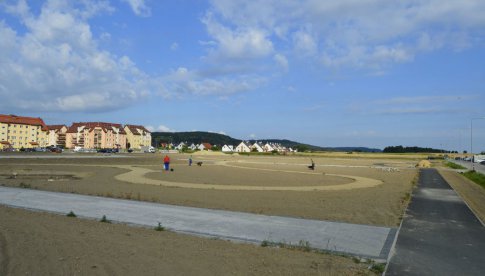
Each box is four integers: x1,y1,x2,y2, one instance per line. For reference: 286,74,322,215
163,155,170,171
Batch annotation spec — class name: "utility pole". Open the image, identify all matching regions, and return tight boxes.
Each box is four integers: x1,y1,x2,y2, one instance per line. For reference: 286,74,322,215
471,117,485,171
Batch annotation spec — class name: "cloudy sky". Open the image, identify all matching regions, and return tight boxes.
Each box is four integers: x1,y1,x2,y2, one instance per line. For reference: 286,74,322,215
1,0,484,151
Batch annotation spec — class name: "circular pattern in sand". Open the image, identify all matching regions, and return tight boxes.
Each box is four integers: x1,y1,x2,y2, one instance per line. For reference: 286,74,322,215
113,161,383,191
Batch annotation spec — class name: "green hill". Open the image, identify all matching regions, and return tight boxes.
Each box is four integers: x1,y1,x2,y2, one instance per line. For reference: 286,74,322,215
152,131,240,147
151,131,380,152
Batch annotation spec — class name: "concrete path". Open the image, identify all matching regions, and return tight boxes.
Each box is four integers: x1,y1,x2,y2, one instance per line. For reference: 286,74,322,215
0,186,395,261
386,169,485,275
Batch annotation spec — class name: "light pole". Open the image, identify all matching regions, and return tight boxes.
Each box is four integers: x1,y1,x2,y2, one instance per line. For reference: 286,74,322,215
471,117,485,171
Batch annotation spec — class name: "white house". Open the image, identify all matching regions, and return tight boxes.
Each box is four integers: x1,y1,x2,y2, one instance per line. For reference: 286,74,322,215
263,143,275,152
189,143,197,150
222,145,234,152
235,141,252,153
251,142,264,152
175,142,186,150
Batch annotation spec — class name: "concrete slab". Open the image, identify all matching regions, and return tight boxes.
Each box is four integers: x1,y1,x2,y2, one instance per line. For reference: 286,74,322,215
0,186,395,260
386,169,485,275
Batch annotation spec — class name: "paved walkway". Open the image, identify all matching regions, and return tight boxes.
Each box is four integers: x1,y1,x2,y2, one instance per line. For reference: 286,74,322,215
0,186,395,261
386,169,485,275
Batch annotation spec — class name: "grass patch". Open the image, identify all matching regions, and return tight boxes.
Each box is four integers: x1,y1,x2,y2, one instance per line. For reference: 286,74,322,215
462,170,485,189
100,215,111,223
369,262,386,274
444,161,466,170
66,211,77,217
154,222,165,231
18,182,31,189
260,239,384,274
260,240,311,252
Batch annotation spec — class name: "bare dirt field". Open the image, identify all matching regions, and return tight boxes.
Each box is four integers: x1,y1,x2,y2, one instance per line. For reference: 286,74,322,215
0,205,373,276
0,152,420,275
0,152,418,227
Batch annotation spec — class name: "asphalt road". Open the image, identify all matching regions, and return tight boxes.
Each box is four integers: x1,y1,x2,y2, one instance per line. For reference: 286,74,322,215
449,159,485,175
386,169,485,275
0,186,396,261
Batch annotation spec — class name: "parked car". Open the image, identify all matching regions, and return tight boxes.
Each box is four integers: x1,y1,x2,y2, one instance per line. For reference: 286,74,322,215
480,161,485,165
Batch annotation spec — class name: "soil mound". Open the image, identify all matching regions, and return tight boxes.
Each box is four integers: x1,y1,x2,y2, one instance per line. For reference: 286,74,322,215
416,160,431,168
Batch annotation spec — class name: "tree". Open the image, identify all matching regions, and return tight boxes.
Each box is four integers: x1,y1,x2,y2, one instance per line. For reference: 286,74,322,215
295,144,309,152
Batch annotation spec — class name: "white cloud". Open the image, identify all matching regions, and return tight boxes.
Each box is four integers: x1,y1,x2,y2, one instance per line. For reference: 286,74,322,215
170,42,178,51
0,1,148,113
206,0,485,71
161,67,264,97
121,0,151,17
354,95,477,116
293,29,317,56
157,125,175,132
273,54,288,71
202,12,274,60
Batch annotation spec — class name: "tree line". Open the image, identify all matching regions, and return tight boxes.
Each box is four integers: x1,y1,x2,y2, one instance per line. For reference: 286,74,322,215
383,145,446,153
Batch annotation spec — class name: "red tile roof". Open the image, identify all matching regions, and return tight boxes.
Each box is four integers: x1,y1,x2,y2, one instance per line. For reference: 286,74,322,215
0,114,48,131
67,122,127,134
47,125,67,131
125,124,151,135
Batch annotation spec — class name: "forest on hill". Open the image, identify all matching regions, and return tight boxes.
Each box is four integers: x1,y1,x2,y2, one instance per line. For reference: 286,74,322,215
151,131,380,152
383,145,448,153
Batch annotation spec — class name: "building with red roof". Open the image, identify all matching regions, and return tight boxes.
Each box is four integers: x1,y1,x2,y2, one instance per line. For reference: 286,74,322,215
124,124,152,150
0,114,49,149
65,122,127,149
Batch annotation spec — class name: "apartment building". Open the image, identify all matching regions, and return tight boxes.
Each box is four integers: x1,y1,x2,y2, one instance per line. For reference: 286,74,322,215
47,125,68,148
124,124,152,149
65,122,127,149
0,114,48,150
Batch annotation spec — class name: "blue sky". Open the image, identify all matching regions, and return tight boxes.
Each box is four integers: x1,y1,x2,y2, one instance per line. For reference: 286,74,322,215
1,0,484,151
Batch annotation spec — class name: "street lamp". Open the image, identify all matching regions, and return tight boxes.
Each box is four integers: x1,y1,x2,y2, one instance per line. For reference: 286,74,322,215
471,117,485,171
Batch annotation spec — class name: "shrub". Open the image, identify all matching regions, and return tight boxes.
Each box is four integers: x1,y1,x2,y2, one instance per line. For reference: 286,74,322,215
154,222,165,231
100,215,110,223
66,211,77,217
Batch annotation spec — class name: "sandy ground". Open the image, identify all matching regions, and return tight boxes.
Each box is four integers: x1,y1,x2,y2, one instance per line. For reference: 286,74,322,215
0,152,421,275
0,205,374,276
0,154,417,227
0,153,417,227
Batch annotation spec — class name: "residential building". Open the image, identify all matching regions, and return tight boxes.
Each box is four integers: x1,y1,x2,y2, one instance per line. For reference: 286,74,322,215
198,142,212,151
175,142,186,150
222,145,234,152
235,141,252,153
66,122,127,149
47,125,67,148
0,114,48,150
251,142,264,152
263,143,275,152
124,124,151,150
188,143,197,150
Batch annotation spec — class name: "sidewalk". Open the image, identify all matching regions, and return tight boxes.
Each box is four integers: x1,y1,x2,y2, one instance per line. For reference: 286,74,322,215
0,186,395,261
386,169,485,275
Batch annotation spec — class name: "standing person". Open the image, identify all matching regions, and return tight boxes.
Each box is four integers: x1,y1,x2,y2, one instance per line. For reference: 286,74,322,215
189,155,193,166
163,155,170,171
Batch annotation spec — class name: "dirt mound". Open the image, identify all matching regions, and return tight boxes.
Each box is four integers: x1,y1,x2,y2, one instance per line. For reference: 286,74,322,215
416,160,431,168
